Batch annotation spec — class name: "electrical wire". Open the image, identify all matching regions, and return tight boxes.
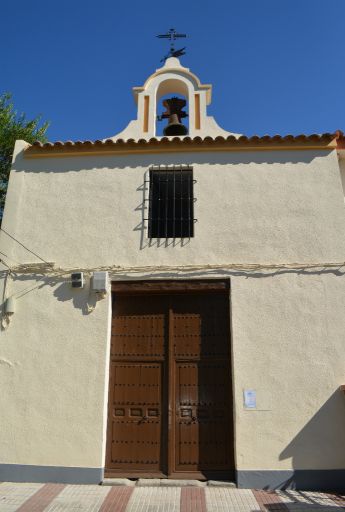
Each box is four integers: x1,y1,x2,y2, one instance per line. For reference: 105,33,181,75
0,228,49,264
0,258,11,270
7,261,345,276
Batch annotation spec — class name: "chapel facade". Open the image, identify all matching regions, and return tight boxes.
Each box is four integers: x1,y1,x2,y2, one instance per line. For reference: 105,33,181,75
0,56,345,491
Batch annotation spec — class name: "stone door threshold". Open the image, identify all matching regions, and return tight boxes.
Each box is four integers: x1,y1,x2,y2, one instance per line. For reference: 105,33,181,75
102,478,236,487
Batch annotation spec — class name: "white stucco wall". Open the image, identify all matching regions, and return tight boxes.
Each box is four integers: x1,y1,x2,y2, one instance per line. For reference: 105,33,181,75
338,155,345,200
1,142,345,474
0,275,110,468
2,144,345,267
232,272,345,470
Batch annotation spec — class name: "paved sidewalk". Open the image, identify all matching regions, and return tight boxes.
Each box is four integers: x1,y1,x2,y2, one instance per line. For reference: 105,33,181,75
0,482,344,511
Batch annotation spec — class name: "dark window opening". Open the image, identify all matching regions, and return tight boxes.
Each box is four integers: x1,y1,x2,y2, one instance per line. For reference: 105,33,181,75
148,167,194,239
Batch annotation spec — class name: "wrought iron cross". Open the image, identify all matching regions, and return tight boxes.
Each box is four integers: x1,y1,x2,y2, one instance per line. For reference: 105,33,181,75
156,28,187,62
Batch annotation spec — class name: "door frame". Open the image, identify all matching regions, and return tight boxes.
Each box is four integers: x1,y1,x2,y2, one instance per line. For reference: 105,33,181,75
111,279,230,295
105,279,234,480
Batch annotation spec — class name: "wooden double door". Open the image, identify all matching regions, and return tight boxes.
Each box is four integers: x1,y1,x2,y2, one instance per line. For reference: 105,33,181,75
106,281,234,479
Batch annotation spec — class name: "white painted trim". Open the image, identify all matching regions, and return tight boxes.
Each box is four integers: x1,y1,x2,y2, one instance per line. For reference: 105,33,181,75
101,292,113,467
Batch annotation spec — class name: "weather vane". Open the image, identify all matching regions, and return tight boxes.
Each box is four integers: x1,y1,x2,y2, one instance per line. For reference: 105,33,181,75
156,28,187,63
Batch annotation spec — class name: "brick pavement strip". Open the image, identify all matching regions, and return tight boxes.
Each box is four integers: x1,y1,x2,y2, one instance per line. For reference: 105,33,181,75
126,486,181,512
180,487,206,512
0,483,44,512
300,490,344,509
0,483,344,511
327,493,345,508
98,486,134,512
16,484,65,512
277,490,342,511
253,490,289,511
205,488,261,512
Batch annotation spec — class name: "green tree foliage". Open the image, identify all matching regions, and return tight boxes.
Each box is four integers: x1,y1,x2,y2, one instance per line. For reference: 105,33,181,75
0,93,49,218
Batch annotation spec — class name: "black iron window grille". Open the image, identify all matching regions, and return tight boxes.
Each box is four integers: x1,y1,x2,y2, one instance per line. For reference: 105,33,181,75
146,166,196,239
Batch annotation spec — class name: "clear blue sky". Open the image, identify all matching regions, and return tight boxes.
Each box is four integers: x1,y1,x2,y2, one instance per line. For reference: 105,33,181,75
2,0,344,141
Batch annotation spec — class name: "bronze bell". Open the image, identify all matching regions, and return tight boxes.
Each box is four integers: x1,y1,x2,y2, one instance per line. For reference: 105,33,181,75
161,97,188,136
164,114,188,136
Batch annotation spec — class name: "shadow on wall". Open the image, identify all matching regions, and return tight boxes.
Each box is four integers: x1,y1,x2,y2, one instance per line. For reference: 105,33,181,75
3,267,345,327
53,281,97,315
0,272,98,318
13,149,326,173
277,389,345,491
110,267,345,283
2,266,345,306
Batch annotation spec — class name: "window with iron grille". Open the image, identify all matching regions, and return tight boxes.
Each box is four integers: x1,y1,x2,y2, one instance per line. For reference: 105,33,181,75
147,166,195,239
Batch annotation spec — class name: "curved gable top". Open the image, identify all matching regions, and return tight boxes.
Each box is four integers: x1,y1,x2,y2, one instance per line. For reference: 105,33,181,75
132,57,212,105
105,57,240,141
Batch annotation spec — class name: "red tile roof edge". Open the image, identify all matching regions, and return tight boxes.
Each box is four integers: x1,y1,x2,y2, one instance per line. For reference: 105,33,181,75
27,131,344,150
335,130,345,149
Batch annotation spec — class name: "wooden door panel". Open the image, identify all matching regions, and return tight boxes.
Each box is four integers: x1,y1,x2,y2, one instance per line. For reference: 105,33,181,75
176,418,232,471
111,419,161,470
111,315,165,360
108,362,163,472
176,364,198,405
173,312,230,359
112,363,162,404
175,361,232,473
176,419,199,470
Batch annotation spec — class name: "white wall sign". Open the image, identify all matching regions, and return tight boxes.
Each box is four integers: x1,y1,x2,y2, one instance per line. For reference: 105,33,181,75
244,389,257,409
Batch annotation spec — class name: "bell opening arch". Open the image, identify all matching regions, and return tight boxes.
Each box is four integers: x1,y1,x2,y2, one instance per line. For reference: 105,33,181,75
156,78,190,136
155,77,192,137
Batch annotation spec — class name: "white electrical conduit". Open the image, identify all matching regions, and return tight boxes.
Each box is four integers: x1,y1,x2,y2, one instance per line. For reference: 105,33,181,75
5,261,345,276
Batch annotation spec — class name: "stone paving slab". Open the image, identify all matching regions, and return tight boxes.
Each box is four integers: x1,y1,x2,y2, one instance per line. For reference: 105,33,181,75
126,486,180,512
136,479,206,487
43,484,110,512
207,480,236,487
102,479,135,487
160,479,206,487
0,483,44,512
206,488,261,512
136,478,162,487
0,482,343,511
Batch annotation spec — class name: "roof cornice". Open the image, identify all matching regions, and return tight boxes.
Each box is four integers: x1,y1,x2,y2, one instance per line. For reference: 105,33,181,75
24,133,341,159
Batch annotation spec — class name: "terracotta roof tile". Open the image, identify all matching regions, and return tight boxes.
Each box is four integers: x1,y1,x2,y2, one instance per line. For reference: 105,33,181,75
26,132,343,157
335,130,345,149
